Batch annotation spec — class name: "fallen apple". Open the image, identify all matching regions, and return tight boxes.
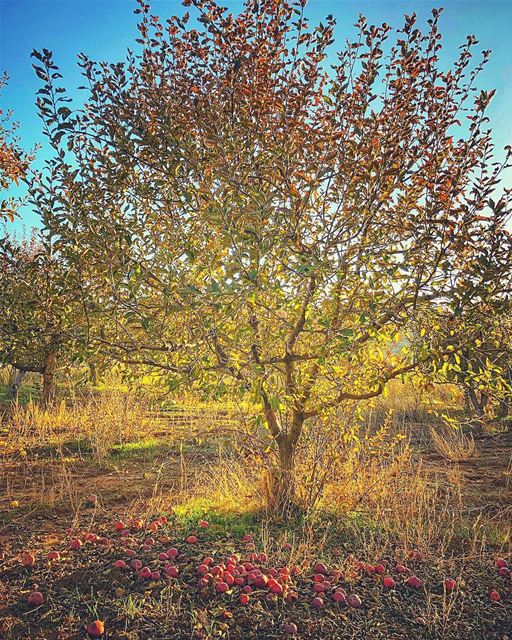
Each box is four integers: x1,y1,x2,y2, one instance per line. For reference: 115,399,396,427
333,589,346,603
27,591,43,607
444,578,457,592
165,564,179,578
86,620,105,638
347,594,362,608
383,576,396,589
22,553,36,566
138,566,152,579
282,622,298,635
407,575,422,589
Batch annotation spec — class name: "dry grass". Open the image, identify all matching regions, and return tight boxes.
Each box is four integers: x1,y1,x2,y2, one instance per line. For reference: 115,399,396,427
430,426,477,462
1,384,509,561
6,392,153,463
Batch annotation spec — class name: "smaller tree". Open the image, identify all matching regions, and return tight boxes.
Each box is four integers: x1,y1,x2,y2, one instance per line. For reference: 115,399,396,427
0,74,34,221
0,233,88,404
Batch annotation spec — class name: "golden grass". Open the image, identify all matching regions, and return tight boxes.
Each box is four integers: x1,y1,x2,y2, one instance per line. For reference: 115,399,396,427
430,426,477,462
1,384,508,560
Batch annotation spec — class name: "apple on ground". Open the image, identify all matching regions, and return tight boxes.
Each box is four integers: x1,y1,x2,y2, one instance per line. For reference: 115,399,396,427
407,575,422,589
27,591,44,607
347,594,362,608
444,578,457,592
22,553,36,566
282,622,298,635
86,620,105,638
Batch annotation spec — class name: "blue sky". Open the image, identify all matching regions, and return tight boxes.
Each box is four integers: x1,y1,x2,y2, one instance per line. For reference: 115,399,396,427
1,0,511,234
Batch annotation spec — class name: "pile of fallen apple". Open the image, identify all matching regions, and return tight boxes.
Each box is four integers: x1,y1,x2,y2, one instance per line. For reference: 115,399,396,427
9,515,511,638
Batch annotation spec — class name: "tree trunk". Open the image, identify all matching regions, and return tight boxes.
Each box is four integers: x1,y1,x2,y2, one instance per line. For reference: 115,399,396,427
497,398,509,420
9,368,26,401
42,352,57,407
267,412,304,513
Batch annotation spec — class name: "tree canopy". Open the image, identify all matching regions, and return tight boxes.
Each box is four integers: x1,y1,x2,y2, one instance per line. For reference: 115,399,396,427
28,0,512,500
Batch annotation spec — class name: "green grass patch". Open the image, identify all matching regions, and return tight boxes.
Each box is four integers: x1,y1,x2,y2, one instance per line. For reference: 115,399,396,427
110,438,169,461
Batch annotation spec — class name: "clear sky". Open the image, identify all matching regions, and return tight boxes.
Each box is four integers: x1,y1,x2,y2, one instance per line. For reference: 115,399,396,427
1,0,511,234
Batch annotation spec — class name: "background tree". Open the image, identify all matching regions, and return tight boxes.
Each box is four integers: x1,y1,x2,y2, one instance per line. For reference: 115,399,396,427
432,309,512,425
0,233,88,404
0,74,34,221
31,0,512,505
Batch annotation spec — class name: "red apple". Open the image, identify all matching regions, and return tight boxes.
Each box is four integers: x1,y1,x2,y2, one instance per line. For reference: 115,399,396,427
115,521,125,531
216,581,229,593
27,591,43,607
199,520,209,528
333,589,346,603
498,567,510,577
311,596,323,608
242,534,253,542
113,560,128,569
130,559,143,571
22,553,36,566
314,562,328,575
269,581,283,595
383,576,396,589
282,622,298,635
166,548,179,558
46,551,60,561
165,564,179,578
490,590,501,602
138,566,152,579
240,593,250,605
444,578,457,592
347,594,362,608
395,564,408,574
254,575,269,588
224,572,235,586
374,563,385,575
186,535,198,544
496,558,508,569
86,620,105,638
407,575,421,589
150,570,161,580
69,539,82,551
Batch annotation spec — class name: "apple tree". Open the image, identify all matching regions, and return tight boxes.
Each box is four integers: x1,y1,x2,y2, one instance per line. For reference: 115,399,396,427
0,74,34,221
0,233,89,404
30,0,512,505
